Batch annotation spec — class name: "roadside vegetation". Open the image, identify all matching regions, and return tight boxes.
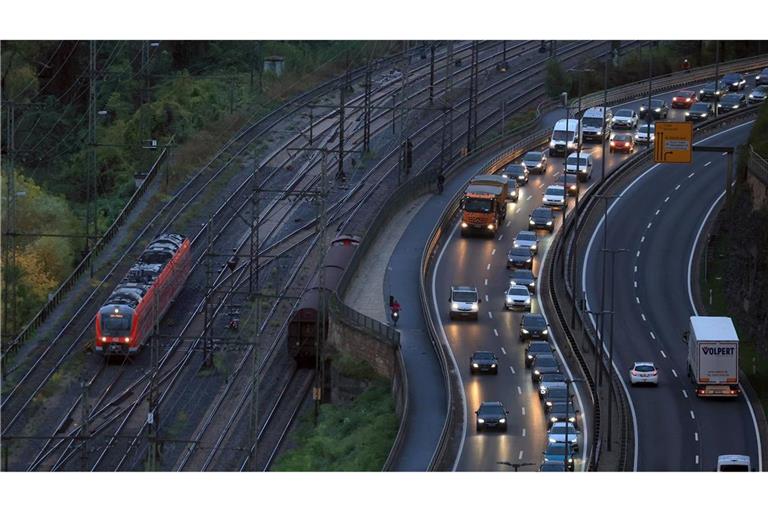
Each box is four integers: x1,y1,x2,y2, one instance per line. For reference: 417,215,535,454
272,356,398,471
1,41,399,334
703,102,768,411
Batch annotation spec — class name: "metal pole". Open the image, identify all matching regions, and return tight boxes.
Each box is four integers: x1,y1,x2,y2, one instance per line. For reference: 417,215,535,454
646,43,653,143
597,197,610,386
314,153,329,423
337,71,346,181
606,251,617,451
466,41,477,154
429,44,435,104
363,64,371,152
601,58,608,185
714,41,720,118
500,100,506,138
87,40,97,278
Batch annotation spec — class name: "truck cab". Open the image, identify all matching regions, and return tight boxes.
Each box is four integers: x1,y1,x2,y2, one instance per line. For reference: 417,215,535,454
716,454,751,471
461,183,506,237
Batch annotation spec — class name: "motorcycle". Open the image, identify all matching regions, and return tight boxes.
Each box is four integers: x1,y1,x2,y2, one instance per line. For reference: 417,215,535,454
391,310,400,326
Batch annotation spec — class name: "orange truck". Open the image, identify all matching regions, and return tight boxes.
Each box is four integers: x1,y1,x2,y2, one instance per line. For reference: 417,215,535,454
461,177,508,237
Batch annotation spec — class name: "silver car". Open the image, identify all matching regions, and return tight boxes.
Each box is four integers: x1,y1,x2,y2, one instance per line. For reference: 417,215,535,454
548,422,580,451
505,285,531,311
635,123,655,144
748,85,768,104
513,230,539,255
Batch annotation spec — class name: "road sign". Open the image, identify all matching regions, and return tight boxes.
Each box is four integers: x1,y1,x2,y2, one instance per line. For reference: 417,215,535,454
654,122,693,163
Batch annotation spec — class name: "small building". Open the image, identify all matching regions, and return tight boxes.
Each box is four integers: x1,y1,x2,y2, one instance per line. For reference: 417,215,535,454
263,56,285,77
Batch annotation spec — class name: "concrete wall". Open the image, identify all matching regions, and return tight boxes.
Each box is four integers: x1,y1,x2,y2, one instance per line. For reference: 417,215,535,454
746,169,768,210
326,315,397,380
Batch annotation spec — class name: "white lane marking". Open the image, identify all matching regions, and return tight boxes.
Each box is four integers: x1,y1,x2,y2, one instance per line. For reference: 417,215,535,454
687,181,763,471
690,410,696,420
694,432,699,442
672,369,678,378
640,236,645,243
675,184,681,190
687,172,695,178
522,428,526,437
500,347,506,355
636,250,640,258
487,263,491,270
664,196,670,203
526,195,532,200
704,161,712,167
695,455,699,464
430,221,467,471
506,220,512,227
491,249,496,256
634,266,638,273
641,313,647,322
682,389,689,398
636,297,640,304
484,278,488,286
660,350,667,359
721,152,728,156
647,222,652,229
538,182,544,189
634,281,638,288
521,406,526,416
518,450,524,460
515,208,520,214
493,328,499,337
650,331,656,340
509,365,515,374
517,386,522,395
485,295,489,302
498,234,504,241
488,311,493,319
655,209,660,216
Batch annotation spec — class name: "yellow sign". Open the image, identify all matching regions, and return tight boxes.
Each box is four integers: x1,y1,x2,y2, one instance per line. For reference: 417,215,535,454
654,122,693,163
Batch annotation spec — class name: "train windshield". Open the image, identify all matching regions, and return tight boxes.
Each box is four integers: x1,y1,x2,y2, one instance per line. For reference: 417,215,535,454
101,312,132,336
463,198,493,213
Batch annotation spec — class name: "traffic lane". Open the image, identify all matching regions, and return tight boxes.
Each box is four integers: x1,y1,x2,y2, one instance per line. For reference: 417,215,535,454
434,227,548,472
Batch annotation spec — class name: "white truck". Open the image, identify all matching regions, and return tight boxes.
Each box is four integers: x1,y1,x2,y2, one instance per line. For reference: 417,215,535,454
685,316,740,398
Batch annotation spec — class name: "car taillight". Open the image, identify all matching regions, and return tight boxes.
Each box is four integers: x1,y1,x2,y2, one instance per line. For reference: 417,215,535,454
652,370,658,375
631,370,638,376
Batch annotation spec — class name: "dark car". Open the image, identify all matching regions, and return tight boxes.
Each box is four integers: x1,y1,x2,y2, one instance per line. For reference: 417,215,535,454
525,340,553,368
475,401,508,432
718,93,746,113
519,313,548,341
671,89,697,108
522,151,547,174
757,68,768,87
543,441,575,471
548,401,578,427
504,163,529,185
509,269,536,293
531,353,560,383
563,173,579,196
698,80,727,102
638,99,669,120
529,207,555,233
538,373,566,396
722,72,746,91
685,102,714,122
543,383,572,411
748,85,768,104
470,351,498,374
507,247,533,269
539,460,567,472
610,133,635,154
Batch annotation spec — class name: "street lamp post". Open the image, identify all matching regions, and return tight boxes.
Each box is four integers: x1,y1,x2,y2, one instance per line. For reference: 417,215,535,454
593,193,618,385
497,461,536,472
563,377,585,469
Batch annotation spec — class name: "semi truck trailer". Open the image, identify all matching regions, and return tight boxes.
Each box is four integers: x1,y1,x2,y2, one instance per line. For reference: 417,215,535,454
685,316,740,397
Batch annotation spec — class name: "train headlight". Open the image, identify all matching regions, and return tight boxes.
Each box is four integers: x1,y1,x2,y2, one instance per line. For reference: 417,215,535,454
101,337,107,342
124,337,131,343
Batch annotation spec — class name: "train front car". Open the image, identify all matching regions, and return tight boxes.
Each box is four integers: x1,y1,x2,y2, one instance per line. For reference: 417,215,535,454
94,233,191,356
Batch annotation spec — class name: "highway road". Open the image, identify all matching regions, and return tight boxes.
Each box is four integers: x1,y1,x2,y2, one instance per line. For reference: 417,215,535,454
431,68,764,471
581,120,762,471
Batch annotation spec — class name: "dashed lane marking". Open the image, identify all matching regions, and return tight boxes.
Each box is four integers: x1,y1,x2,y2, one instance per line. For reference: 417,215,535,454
704,161,712,167
498,234,504,241
506,220,512,227
660,350,667,358
485,295,489,302
494,328,499,337
526,195,532,200
515,208,520,214
664,196,670,203
682,389,688,398
672,369,678,378
641,313,647,322
655,209,660,216
675,184,681,190
688,172,695,178
509,366,515,374
492,249,496,255
695,455,699,464
721,152,728,156
647,222,653,229
636,250,641,258
487,263,491,270
690,409,696,420
634,266,638,273
636,297,640,304
640,236,645,243
522,428,526,437
650,331,656,340
517,386,522,395
695,432,699,442
500,347,506,355
488,311,493,319
634,281,638,288
521,406,526,416
485,278,488,286
519,450,524,460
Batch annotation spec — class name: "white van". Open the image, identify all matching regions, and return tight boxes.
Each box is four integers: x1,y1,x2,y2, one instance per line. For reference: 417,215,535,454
716,454,751,471
581,107,612,141
549,119,580,156
565,151,593,182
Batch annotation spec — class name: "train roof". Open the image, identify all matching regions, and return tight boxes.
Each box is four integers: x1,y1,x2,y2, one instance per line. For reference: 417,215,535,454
101,233,187,310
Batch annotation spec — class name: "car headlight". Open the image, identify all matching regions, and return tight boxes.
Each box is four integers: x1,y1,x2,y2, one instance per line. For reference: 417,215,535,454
101,336,107,342
513,241,520,247
510,280,517,286
699,89,704,94
579,168,587,173
525,298,531,304
685,112,690,116
521,328,529,334
472,363,479,368
491,363,496,368
733,105,739,109
451,303,459,311
550,416,558,423
701,113,707,117
749,94,754,99
567,141,576,148
506,297,513,303
685,98,691,102
527,354,534,360
549,437,558,444
461,222,468,228
470,303,479,311
569,416,576,423
536,163,542,168
542,329,548,336
526,258,531,263
546,221,553,226
530,244,537,250
529,219,535,225
546,400,553,407
534,370,541,375
718,103,722,107
654,108,660,112
478,418,485,423
732,82,738,86
124,337,130,343
499,418,506,423
487,224,495,230
568,458,573,463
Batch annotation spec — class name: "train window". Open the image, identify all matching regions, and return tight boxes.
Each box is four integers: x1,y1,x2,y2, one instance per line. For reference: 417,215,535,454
101,313,132,336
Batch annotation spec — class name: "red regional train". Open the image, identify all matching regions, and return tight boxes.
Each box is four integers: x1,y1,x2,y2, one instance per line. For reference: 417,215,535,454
94,233,191,356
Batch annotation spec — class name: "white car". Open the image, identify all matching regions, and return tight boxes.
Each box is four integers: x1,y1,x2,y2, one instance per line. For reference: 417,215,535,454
548,421,580,451
513,230,539,254
611,108,638,130
542,186,566,209
635,123,655,144
505,285,531,311
629,362,658,386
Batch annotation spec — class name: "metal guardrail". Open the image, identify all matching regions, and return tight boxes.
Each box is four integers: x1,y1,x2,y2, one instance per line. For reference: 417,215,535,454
3,138,174,355
748,145,768,186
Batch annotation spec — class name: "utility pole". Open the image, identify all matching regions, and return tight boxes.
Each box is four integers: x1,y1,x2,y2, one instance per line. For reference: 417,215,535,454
79,379,91,471
86,40,98,278
313,152,329,423
337,69,347,181
602,248,627,451
471,42,479,148
203,217,214,368
363,64,372,153
3,101,17,339
428,44,435,104
247,247,261,470
147,291,161,470
446,41,455,165
466,41,478,154
714,41,720,118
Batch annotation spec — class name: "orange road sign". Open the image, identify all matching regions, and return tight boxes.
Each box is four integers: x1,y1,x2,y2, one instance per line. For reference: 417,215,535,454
654,121,693,163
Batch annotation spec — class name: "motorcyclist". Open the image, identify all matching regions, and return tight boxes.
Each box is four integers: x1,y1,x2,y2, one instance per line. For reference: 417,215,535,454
390,299,401,324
